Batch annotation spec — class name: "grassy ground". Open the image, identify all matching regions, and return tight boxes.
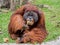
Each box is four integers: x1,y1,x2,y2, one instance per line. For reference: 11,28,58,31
0,0,60,43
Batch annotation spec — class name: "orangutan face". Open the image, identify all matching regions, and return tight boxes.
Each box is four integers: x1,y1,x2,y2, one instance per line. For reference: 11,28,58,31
23,11,38,26
26,16,34,26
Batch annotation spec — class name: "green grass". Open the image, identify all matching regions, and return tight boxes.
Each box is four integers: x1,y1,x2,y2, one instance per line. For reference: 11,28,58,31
0,0,60,43
0,12,15,43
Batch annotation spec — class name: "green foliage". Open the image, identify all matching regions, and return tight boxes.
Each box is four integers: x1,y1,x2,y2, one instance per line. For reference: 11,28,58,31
15,5,20,9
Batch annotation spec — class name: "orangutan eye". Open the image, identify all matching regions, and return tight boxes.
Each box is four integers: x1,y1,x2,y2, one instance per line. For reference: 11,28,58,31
27,16,33,20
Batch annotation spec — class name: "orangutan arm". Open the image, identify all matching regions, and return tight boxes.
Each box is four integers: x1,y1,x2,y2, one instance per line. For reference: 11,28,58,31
8,14,25,40
20,28,47,43
37,11,46,29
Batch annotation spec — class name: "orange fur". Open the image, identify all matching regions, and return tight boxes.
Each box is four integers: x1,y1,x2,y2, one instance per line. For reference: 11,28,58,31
8,4,48,43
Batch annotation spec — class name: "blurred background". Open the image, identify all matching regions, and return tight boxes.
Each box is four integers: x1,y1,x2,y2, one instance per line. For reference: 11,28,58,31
0,0,60,43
